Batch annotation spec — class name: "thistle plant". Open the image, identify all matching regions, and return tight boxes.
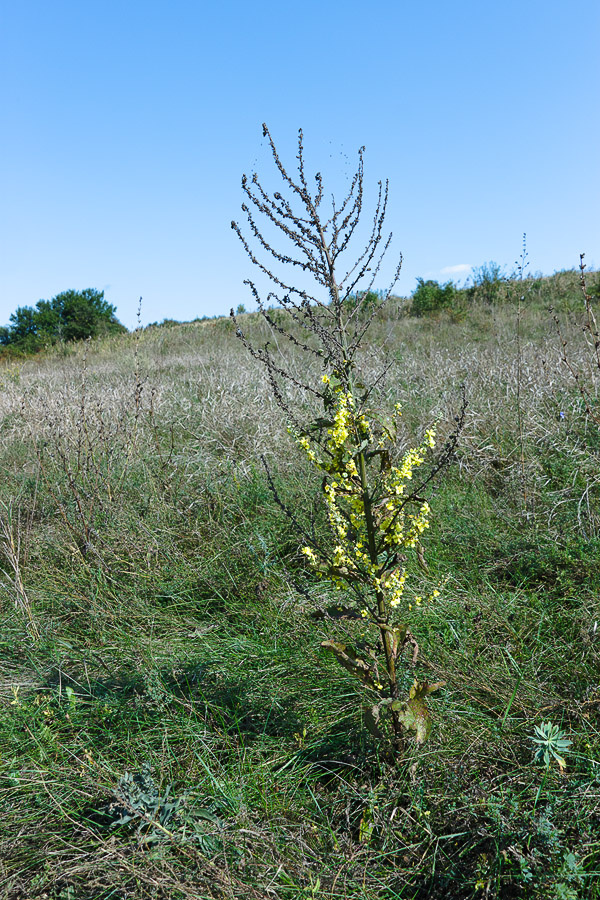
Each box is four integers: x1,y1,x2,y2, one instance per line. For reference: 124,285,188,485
231,125,463,757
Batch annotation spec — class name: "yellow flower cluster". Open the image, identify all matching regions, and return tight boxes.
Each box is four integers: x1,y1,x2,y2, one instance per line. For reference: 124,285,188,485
296,378,437,618
327,389,354,453
407,586,441,611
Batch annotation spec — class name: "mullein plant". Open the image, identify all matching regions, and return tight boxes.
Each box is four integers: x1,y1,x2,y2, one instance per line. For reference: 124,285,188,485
231,125,463,758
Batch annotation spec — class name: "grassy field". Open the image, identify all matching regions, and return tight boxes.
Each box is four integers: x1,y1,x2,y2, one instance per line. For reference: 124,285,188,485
1,269,599,899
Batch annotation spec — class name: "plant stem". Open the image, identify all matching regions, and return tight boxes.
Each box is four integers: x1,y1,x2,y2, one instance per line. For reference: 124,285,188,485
357,446,403,755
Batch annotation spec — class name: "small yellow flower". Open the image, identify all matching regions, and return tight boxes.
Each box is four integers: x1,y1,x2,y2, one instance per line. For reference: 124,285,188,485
424,428,436,449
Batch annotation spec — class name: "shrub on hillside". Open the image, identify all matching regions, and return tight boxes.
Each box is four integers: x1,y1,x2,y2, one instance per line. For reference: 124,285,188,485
411,278,456,316
343,289,384,314
467,260,507,303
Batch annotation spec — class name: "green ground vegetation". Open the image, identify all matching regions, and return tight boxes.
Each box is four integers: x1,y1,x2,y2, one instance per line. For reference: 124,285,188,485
0,267,599,899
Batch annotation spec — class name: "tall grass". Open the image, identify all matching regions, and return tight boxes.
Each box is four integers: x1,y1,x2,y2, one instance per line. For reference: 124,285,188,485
0,271,599,898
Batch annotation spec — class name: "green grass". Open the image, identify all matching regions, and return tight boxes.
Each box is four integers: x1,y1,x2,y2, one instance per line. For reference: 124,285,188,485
1,270,600,899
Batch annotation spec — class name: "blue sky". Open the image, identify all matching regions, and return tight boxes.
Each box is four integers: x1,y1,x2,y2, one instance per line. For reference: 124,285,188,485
1,0,598,330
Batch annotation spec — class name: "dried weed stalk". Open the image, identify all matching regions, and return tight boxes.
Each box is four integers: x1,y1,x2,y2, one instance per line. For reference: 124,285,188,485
31,334,150,566
549,254,600,535
0,497,40,639
553,254,600,428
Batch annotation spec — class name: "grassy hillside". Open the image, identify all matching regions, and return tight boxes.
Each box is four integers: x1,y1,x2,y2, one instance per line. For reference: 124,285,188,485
1,269,599,899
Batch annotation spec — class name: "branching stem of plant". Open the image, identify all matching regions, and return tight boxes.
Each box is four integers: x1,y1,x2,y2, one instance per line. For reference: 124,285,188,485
231,124,455,758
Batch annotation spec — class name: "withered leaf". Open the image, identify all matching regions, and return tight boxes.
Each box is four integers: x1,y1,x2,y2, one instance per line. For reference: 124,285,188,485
390,680,446,744
321,640,376,689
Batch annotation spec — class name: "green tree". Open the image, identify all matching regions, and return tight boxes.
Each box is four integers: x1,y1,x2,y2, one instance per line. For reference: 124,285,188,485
1,306,40,351
0,289,126,352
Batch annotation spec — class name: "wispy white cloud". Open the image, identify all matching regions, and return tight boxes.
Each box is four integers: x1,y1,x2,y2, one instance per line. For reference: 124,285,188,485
440,264,472,275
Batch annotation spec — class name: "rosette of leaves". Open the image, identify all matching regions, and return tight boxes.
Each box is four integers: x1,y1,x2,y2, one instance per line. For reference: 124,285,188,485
105,764,223,852
532,722,572,771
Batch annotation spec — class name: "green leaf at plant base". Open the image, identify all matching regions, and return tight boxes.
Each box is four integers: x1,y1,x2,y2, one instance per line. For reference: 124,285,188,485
363,703,384,739
390,680,446,745
359,805,375,844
